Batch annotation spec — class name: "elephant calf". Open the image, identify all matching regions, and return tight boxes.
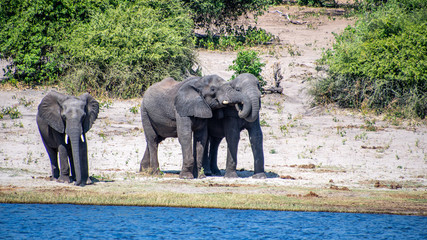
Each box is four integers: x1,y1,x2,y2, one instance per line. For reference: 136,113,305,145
204,73,266,179
37,91,99,186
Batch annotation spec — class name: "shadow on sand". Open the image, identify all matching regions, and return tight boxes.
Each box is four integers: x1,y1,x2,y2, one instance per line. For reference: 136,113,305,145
162,170,279,179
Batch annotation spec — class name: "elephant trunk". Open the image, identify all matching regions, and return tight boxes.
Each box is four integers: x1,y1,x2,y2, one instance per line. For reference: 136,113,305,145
244,89,261,122
67,123,87,186
225,88,252,120
219,84,251,118
235,88,261,122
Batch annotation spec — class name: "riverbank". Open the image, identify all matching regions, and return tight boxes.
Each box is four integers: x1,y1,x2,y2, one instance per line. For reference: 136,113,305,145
1,175,426,215
1,5,426,215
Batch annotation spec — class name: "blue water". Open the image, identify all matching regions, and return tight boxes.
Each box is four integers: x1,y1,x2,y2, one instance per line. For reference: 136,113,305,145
1,204,426,239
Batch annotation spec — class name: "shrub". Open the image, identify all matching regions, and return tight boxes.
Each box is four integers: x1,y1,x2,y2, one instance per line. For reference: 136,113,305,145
228,50,266,87
1,106,22,119
312,0,427,119
297,0,336,7
60,0,195,98
0,0,111,85
196,26,277,50
182,0,272,30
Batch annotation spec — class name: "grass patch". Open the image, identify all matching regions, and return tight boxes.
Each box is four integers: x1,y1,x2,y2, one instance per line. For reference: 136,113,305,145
0,181,425,215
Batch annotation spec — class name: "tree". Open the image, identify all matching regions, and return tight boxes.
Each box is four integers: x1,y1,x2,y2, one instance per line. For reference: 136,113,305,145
182,0,272,32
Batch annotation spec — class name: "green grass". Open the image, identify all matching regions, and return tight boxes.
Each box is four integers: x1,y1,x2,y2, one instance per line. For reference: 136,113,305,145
0,180,426,215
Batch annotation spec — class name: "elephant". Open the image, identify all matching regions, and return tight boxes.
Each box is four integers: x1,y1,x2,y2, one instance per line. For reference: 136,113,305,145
37,91,99,186
203,73,266,179
139,75,252,179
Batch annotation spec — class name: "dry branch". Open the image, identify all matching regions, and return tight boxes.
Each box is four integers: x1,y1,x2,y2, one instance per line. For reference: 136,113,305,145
271,10,307,25
262,62,283,94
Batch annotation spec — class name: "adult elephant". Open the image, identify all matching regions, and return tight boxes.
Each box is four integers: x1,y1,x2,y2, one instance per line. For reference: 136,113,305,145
203,73,266,179
140,75,250,179
37,91,99,186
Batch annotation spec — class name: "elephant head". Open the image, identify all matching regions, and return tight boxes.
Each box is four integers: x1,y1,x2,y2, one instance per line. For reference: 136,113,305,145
175,74,249,119
230,73,262,122
37,91,99,186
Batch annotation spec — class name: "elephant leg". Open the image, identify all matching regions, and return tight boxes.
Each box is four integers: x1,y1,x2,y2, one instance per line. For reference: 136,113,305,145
209,137,222,176
67,143,76,182
194,125,208,179
202,138,211,175
141,109,160,174
146,141,160,174
57,144,71,183
177,116,194,179
80,140,91,185
248,121,266,179
224,119,240,178
139,145,151,172
45,145,59,179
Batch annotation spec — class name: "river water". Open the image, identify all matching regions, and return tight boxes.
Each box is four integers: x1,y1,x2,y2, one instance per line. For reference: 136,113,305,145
1,203,426,239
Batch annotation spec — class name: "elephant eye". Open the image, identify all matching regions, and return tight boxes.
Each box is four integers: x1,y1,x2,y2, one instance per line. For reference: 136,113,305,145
235,87,241,92
210,87,216,92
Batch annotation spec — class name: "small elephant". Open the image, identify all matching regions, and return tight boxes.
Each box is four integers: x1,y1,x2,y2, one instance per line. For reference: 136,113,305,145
203,73,266,179
37,91,99,186
140,75,250,179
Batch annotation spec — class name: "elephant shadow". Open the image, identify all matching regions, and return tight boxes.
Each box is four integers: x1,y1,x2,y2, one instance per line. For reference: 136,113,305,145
162,170,279,178
219,170,279,178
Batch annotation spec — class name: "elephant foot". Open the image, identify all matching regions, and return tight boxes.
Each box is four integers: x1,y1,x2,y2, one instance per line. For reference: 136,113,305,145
74,181,86,187
140,167,160,175
57,175,71,183
211,168,222,176
139,162,151,172
252,172,267,179
224,171,238,178
204,169,213,176
179,171,194,179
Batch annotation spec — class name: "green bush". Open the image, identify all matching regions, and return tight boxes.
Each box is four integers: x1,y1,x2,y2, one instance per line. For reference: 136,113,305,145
312,0,427,119
196,26,277,50
228,50,266,87
182,0,272,30
0,0,113,85
1,106,22,119
297,0,336,7
60,0,195,98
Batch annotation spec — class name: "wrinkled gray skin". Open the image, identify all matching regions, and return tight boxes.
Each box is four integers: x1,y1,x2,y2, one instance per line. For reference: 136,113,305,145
37,91,99,186
203,73,266,179
140,75,250,179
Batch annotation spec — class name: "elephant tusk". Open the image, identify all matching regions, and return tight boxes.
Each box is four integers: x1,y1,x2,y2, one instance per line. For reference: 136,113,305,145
81,135,85,142
222,100,229,105
235,103,243,112
65,134,69,144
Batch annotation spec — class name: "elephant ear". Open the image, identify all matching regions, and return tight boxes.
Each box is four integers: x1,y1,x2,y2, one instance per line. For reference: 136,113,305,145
37,91,69,133
175,81,212,118
80,93,99,133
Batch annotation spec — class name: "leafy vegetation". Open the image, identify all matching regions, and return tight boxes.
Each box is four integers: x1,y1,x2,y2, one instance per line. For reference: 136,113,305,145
1,106,22,119
0,0,111,85
196,26,277,51
228,50,266,87
182,0,272,30
296,0,336,7
312,0,427,119
60,0,195,98
0,0,275,97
